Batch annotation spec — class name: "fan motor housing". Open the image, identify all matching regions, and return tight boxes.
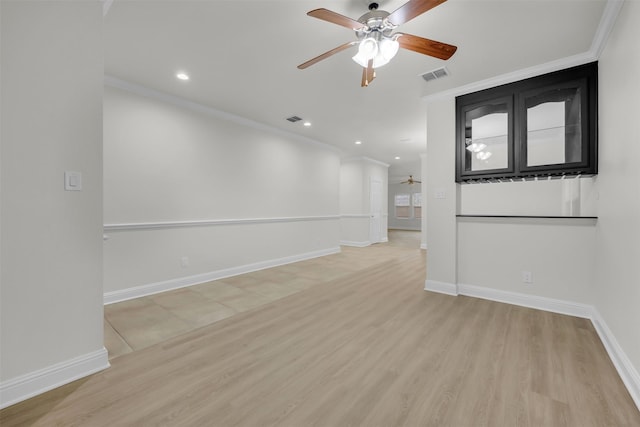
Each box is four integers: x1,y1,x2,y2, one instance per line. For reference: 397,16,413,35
356,9,393,38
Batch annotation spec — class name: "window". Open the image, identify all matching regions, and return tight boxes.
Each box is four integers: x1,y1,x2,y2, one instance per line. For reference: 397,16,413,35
412,193,422,219
395,193,411,218
456,62,597,183
394,193,422,219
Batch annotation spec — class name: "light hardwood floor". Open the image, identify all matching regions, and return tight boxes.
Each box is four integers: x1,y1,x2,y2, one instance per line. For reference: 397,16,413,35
2,230,639,426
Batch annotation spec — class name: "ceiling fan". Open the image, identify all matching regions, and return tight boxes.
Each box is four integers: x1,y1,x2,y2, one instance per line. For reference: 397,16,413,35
401,175,422,184
297,0,457,87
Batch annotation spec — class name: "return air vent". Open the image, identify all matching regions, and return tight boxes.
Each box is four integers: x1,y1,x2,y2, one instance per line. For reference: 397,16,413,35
421,67,449,83
286,116,303,123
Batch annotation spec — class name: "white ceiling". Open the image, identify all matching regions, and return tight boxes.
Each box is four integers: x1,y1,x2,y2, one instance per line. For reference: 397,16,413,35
104,0,607,182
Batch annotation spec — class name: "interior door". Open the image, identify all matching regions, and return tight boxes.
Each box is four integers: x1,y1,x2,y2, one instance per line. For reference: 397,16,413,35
369,178,382,244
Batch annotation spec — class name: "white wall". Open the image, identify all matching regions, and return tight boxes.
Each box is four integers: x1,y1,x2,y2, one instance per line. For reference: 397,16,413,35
103,85,341,299
460,178,597,216
425,2,640,407
0,1,107,407
425,97,597,301
594,0,640,398
425,83,597,305
421,153,428,249
425,99,458,287
339,161,364,216
456,176,597,307
339,157,389,246
388,183,422,230
457,218,595,304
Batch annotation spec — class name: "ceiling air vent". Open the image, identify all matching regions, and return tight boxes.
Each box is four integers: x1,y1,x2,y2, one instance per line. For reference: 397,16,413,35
286,116,303,123
421,67,449,83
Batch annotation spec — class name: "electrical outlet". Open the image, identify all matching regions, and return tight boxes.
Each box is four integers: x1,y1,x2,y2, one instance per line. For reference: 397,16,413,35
522,271,533,284
180,256,189,268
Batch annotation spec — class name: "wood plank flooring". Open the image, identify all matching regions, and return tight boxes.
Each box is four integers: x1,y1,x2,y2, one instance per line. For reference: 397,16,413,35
2,231,639,426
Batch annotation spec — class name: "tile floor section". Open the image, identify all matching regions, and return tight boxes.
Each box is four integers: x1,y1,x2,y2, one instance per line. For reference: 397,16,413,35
104,230,424,359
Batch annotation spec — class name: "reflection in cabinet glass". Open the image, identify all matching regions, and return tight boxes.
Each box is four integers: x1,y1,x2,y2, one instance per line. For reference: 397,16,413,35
458,95,514,180
466,103,509,171
456,62,597,183
525,88,581,167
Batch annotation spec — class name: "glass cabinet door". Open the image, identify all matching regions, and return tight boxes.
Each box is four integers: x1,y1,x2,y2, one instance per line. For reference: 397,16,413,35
457,96,513,181
520,80,588,172
455,62,596,183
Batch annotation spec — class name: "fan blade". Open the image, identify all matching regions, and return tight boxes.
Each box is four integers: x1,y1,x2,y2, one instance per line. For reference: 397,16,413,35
387,0,447,26
367,59,375,83
397,33,457,60
361,59,376,87
298,41,358,69
308,8,367,30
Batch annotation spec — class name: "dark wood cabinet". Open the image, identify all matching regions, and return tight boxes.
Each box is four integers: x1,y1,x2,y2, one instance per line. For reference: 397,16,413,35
456,62,598,183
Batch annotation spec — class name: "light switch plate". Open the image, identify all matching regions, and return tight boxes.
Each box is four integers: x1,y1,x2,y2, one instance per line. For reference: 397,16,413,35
64,171,82,191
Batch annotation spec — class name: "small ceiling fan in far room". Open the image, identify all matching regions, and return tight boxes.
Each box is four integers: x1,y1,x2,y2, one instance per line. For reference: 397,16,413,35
401,175,422,184
297,0,457,87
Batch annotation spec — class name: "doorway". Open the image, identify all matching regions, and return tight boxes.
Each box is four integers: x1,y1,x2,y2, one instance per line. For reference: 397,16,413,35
370,178,383,244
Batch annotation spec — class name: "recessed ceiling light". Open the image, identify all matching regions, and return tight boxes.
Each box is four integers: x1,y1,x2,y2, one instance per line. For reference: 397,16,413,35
355,140,362,145
395,156,400,160
303,122,311,127
176,72,189,81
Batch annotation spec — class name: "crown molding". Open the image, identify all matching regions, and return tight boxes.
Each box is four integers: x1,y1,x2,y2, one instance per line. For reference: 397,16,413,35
423,52,597,104
590,0,625,58
422,0,622,103
104,76,342,155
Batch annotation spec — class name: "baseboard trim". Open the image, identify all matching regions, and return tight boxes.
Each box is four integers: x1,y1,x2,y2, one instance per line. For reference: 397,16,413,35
591,309,640,411
340,240,371,248
424,281,639,412
104,246,341,305
424,279,459,296
0,347,109,410
457,283,593,319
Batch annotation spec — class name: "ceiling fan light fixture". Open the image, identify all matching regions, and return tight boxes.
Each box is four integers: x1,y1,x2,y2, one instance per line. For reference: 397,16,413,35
358,37,379,60
353,37,379,67
300,1,458,86
353,35,398,69
379,37,399,62
352,52,368,68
